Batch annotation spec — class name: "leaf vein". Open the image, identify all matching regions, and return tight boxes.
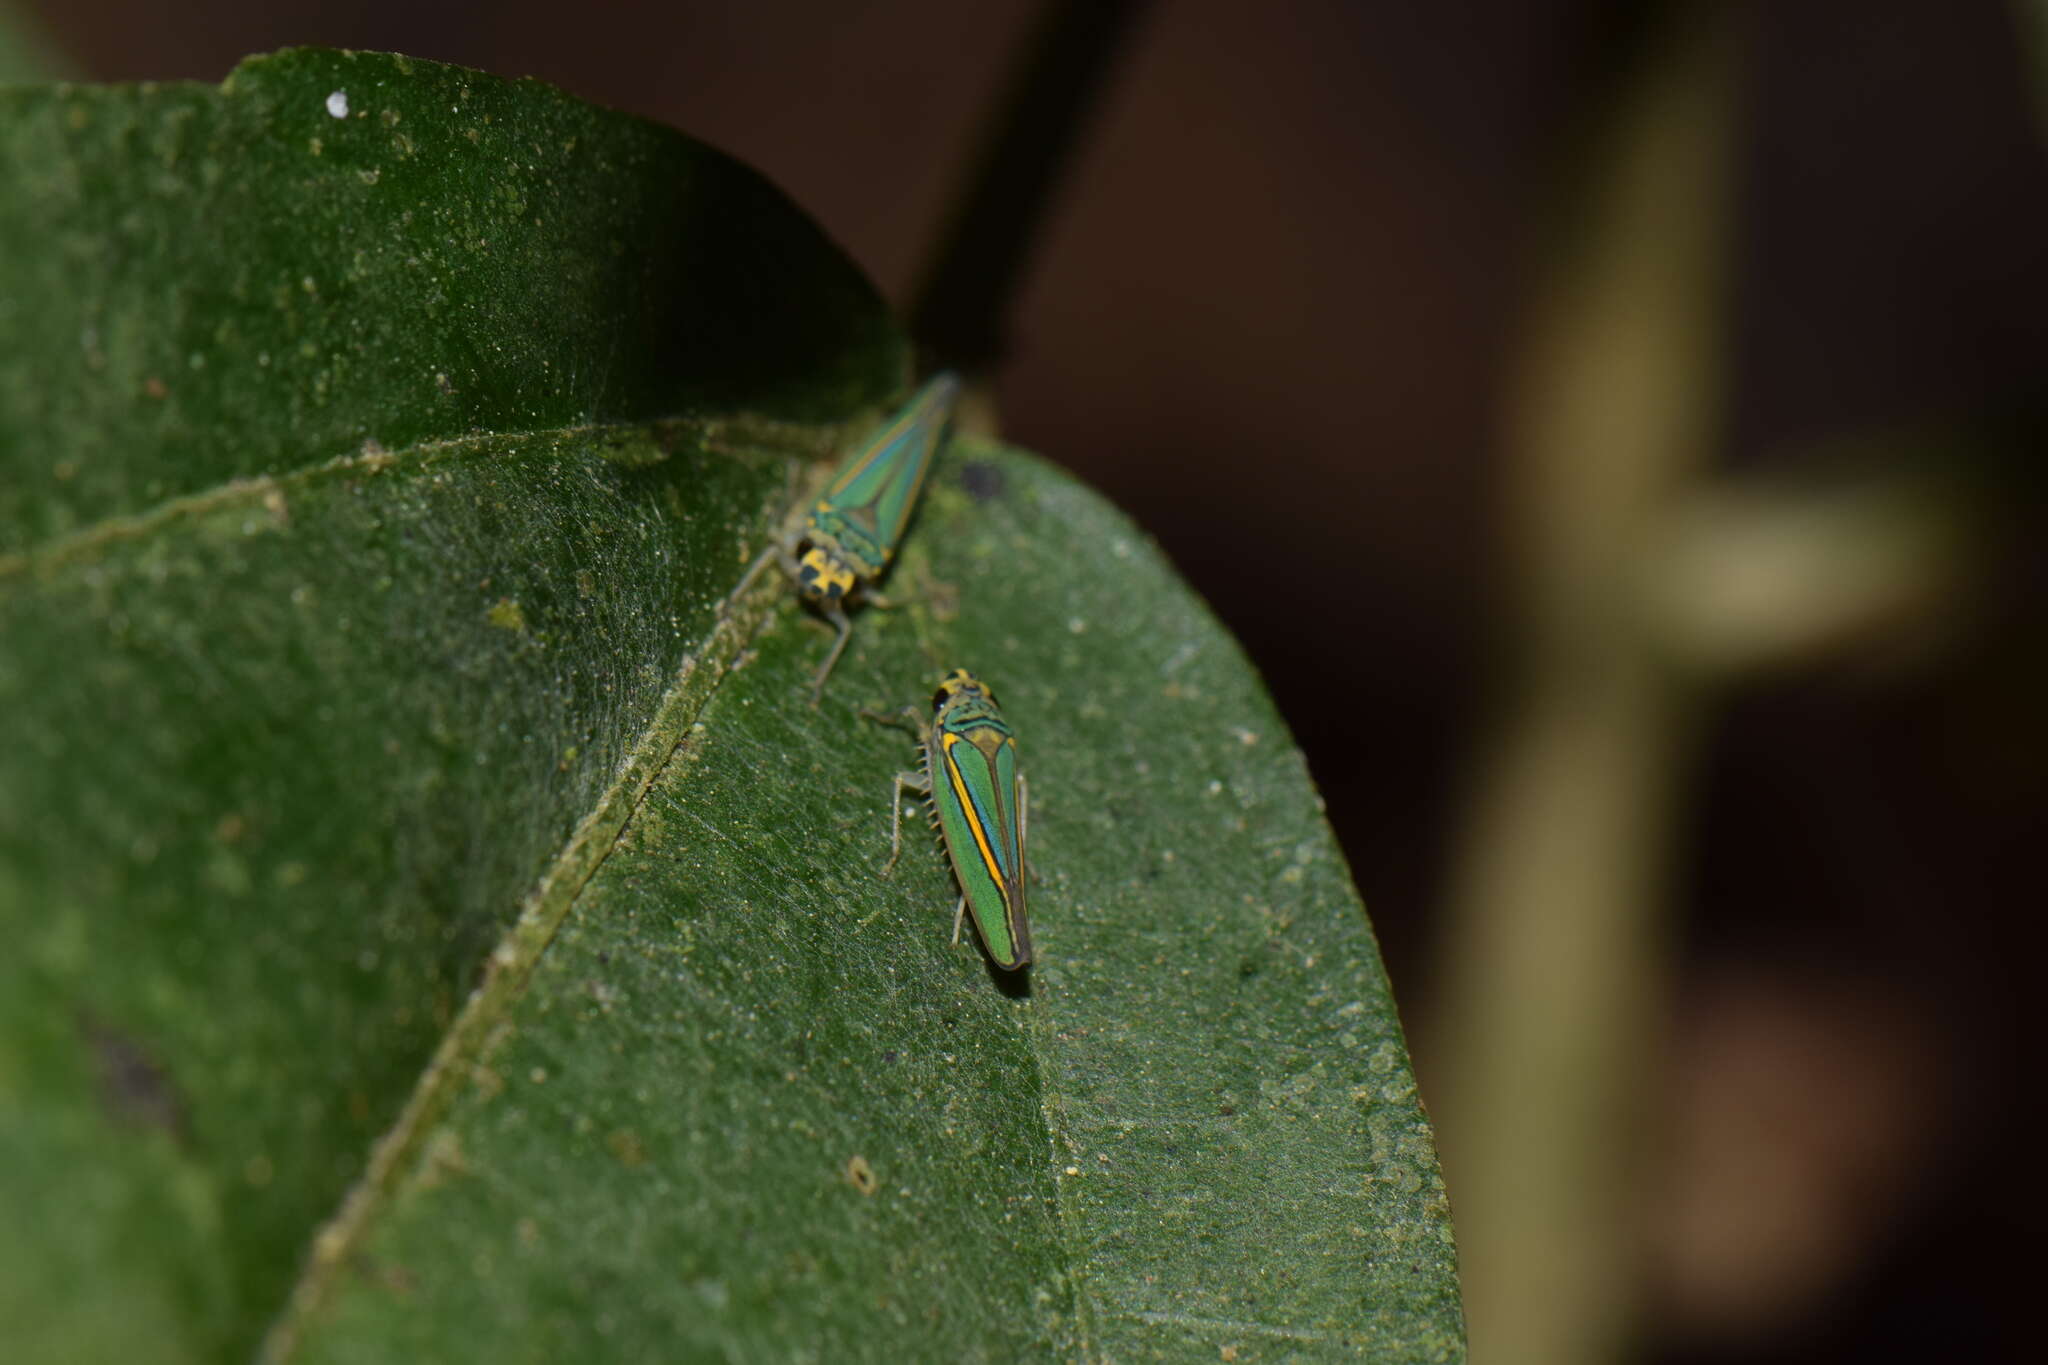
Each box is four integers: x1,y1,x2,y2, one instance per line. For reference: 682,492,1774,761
256,468,801,1363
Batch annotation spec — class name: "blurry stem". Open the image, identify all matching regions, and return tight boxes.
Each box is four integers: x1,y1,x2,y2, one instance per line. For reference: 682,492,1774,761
1649,467,1974,678
2015,1,2048,141
1432,7,1738,1365
907,0,1153,375
0,1,76,82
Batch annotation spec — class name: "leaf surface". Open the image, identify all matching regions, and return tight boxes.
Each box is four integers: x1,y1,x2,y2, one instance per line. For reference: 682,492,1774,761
0,48,1462,1364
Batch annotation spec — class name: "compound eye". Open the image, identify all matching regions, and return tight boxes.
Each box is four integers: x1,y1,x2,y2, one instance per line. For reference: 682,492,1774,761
934,670,989,709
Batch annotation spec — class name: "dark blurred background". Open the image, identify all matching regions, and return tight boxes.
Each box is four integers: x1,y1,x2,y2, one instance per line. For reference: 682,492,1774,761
11,2,2043,1361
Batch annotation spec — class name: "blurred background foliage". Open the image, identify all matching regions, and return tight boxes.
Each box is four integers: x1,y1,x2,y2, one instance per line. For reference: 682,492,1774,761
7,1,2043,1361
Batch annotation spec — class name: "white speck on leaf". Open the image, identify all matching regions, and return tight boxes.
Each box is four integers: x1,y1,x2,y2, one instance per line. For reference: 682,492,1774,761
325,90,349,119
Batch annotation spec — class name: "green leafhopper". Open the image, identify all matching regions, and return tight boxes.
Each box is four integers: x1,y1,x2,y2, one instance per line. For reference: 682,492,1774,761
872,670,1032,971
731,372,958,704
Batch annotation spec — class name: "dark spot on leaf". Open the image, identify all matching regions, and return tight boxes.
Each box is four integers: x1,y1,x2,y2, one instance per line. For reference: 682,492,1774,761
376,1261,417,1297
80,1014,185,1140
881,1050,898,1064
607,1129,647,1167
958,462,1004,501
1219,1104,1236,1117
845,1153,877,1195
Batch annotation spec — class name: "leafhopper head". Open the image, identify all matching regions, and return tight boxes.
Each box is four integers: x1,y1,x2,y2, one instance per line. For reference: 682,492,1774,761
933,668,995,710
794,544,856,608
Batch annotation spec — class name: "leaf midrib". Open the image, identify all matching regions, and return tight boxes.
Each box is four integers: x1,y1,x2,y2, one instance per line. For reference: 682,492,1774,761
0,412,845,588
30,413,1111,1360
245,421,1100,1361
243,428,814,1361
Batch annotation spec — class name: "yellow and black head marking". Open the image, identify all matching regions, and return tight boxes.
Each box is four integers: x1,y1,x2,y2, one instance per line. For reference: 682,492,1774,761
794,545,857,608
933,668,995,710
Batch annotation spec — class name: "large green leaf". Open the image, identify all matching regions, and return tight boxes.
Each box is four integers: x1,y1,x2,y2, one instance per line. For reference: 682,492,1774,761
0,49,1463,1363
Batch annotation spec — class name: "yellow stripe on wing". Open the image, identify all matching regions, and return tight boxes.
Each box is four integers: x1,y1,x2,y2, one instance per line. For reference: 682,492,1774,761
942,733,1011,898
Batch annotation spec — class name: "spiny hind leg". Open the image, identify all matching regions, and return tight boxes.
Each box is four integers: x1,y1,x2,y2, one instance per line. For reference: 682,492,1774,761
807,606,853,707
725,533,803,616
883,770,931,877
858,704,927,735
